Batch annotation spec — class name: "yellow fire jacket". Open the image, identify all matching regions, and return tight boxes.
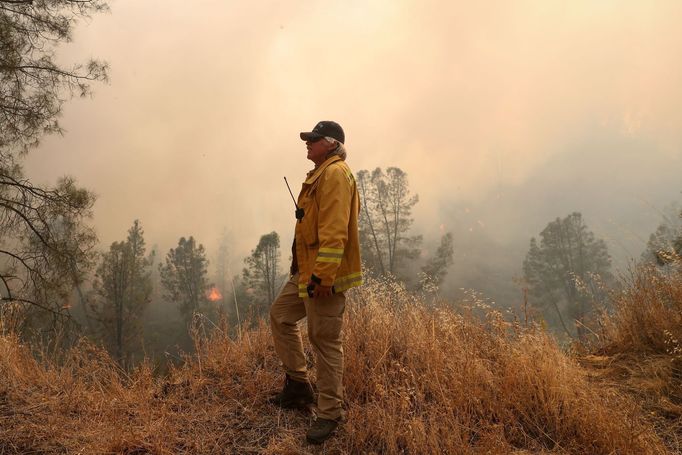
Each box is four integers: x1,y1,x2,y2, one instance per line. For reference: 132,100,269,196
294,154,362,298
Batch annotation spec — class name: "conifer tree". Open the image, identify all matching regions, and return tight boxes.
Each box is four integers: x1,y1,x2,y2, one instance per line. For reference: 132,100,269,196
0,0,106,336
523,212,613,339
159,237,210,323
242,231,281,314
92,220,152,365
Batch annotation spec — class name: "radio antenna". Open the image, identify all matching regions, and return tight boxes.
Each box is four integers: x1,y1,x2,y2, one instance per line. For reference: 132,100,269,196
284,177,304,221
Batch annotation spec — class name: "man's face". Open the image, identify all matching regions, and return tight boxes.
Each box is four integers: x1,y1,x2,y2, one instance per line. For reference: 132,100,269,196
306,138,332,165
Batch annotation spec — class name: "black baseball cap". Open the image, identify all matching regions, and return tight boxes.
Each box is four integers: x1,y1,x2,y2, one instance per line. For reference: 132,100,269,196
300,120,345,144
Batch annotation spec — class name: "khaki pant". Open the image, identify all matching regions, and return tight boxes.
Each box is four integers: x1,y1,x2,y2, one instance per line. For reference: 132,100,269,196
270,273,346,420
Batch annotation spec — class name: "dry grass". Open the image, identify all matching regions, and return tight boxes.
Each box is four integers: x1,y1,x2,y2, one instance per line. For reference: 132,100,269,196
0,276,671,454
599,263,682,356
587,263,682,452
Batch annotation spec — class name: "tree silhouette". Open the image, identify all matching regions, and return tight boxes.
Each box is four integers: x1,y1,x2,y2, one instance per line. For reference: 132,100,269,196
523,212,613,339
159,237,210,324
356,167,421,277
242,231,281,315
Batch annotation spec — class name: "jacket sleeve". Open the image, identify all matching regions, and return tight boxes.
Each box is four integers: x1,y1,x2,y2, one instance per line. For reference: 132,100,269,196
310,164,353,287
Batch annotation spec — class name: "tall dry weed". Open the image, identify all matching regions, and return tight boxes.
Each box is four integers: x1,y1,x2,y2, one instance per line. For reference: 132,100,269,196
589,263,682,451
338,276,663,454
599,263,682,356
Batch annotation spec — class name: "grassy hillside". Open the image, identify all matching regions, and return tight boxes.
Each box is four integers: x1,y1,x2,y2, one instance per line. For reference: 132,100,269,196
0,271,679,454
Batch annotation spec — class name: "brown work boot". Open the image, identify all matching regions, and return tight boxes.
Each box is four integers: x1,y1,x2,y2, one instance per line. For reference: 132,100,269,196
306,417,339,444
269,374,314,410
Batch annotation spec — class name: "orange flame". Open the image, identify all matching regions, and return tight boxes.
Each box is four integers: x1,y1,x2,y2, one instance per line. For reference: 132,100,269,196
207,287,222,302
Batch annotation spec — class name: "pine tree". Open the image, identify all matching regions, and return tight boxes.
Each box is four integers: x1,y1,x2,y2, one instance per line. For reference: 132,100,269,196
523,212,613,339
1,0,108,156
91,220,152,366
0,0,106,337
242,231,281,315
159,237,210,323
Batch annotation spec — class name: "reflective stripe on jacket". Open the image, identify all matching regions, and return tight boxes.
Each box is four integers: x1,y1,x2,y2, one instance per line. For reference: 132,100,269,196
294,155,362,298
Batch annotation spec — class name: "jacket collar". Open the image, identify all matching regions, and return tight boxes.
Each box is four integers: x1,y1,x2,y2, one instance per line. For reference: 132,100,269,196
304,155,343,185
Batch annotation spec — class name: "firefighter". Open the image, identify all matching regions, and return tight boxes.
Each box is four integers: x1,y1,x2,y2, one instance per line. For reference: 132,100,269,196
269,120,362,444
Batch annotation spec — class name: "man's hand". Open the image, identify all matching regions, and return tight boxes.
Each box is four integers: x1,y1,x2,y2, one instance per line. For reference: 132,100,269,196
308,281,333,298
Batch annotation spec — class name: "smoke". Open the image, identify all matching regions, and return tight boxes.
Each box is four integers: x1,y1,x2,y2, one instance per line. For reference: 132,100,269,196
21,0,682,294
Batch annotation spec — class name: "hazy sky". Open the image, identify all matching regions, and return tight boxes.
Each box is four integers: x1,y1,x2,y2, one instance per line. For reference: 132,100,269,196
22,0,682,285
